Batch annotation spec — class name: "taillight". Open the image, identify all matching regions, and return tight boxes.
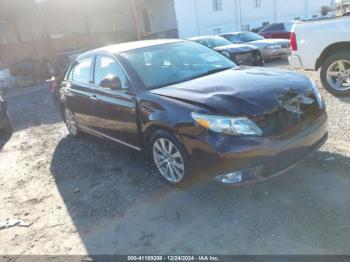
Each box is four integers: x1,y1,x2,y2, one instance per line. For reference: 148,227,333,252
50,79,58,93
290,32,297,51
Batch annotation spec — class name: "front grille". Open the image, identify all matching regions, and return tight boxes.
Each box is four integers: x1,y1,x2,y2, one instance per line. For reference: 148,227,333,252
251,93,322,137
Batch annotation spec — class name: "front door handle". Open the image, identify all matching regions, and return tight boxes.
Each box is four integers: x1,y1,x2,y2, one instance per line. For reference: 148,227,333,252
90,95,98,101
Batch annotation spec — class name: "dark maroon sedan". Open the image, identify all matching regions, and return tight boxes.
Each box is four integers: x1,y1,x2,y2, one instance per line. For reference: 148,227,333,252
58,39,328,185
258,22,295,39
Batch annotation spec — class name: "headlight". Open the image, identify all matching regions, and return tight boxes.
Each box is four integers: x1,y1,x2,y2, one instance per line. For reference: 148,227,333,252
191,113,263,136
221,51,230,58
309,78,324,109
264,45,281,49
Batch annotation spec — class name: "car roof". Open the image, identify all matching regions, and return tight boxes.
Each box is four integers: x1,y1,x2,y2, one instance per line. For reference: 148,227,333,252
220,31,249,36
77,39,185,59
188,35,224,41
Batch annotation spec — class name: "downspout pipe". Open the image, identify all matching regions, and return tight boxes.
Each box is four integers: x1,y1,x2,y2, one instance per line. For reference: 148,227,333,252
131,0,141,40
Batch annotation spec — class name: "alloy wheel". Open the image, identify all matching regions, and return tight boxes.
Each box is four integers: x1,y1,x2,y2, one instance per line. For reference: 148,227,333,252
152,138,185,183
64,108,78,136
326,60,350,91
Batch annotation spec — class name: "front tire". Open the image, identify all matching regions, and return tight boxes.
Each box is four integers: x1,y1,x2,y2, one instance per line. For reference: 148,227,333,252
150,130,189,185
64,107,80,137
320,51,350,96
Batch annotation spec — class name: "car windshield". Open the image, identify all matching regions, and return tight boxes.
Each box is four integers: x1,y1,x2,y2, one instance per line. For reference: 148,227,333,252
196,37,233,48
121,41,236,90
239,32,265,42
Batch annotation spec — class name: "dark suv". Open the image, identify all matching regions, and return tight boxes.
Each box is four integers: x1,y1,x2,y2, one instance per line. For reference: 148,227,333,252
58,40,328,185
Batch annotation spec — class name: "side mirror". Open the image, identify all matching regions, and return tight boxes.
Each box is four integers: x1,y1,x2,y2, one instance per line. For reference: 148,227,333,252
99,76,122,90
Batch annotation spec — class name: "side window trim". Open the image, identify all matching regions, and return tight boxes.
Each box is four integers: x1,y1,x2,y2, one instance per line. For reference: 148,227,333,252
65,62,76,81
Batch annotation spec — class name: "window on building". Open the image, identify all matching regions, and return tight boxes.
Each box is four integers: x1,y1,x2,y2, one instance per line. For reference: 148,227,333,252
212,0,223,12
213,28,222,34
255,0,261,8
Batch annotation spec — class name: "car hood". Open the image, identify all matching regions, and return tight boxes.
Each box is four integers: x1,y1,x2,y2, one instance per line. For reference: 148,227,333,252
150,67,313,116
214,44,258,53
248,39,290,48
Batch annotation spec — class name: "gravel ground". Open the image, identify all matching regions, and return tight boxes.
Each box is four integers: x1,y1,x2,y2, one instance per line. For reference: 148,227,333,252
0,59,350,255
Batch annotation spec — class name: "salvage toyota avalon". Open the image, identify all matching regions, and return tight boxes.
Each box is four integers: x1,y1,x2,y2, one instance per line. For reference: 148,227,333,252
59,39,328,185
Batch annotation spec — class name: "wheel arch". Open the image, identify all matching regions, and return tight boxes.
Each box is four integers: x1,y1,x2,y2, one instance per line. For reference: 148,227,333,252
141,123,174,153
316,42,350,70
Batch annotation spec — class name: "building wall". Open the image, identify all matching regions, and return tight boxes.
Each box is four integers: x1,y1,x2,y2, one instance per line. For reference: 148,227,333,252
135,0,178,38
174,0,333,38
175,0,240,38
0,0,137,63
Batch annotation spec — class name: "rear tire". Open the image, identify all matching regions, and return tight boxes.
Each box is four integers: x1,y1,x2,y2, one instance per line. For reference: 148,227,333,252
64,107,80,137
149,130,189,185
320,51,350,96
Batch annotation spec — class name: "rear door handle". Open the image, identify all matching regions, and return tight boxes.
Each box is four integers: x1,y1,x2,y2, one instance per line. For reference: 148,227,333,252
90,95,98,101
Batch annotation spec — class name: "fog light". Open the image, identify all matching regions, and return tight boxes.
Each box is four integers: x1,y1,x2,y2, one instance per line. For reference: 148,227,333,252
216,172,243,184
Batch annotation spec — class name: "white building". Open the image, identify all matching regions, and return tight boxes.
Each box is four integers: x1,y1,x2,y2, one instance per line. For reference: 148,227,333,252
133,0,332,38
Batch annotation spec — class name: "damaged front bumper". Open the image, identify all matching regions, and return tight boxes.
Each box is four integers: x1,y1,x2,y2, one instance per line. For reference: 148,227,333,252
183,113,328,185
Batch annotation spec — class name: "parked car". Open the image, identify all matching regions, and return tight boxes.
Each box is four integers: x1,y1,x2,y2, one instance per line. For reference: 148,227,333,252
58,39,328,185
0,93,12,135
220,31,291,60
289,17,350,96
258,22,295,39
189,36,264,66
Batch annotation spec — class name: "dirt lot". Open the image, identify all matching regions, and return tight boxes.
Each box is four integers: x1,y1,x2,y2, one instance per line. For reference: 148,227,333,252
1,60,350,255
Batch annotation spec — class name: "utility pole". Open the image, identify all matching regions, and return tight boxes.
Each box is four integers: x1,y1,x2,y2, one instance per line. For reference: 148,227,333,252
131,0,141,40
238,0,243,30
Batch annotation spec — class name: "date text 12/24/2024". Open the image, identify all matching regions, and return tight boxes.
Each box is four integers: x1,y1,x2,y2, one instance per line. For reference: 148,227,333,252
127,256,220,261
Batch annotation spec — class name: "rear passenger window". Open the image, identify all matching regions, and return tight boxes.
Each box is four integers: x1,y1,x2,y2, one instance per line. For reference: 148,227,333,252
71,57,92,84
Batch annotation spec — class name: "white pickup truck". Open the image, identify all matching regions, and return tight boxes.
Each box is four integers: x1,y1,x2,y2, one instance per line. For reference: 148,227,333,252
289,17,350,96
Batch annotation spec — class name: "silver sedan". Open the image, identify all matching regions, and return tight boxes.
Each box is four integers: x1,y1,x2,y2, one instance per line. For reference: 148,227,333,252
220,31,291,60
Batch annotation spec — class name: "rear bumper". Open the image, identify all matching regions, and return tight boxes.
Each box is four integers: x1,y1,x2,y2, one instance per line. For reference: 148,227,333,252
183,113,328,184
288,54,303,69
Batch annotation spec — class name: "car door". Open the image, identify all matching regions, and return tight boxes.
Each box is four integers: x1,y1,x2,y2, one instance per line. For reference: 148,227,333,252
92,55,140,149
61,56,98,128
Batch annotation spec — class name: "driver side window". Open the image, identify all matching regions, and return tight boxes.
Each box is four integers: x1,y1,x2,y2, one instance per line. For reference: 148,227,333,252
94,56,128,89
